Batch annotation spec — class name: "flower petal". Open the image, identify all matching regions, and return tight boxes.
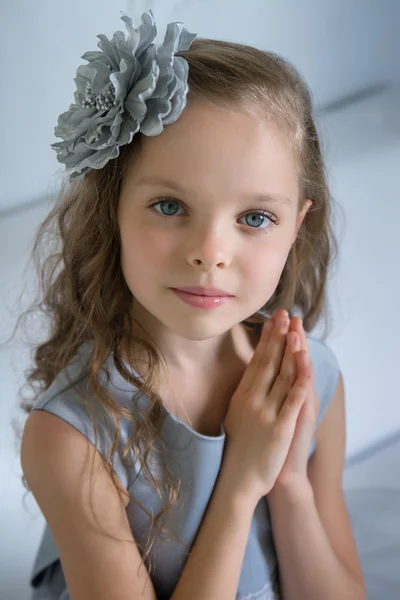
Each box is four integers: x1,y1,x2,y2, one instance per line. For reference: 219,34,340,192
51,9,197,180
109,59,134,103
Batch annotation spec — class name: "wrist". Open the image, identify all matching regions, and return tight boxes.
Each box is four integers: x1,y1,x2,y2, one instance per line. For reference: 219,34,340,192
218,460,261,513
267,476,314,505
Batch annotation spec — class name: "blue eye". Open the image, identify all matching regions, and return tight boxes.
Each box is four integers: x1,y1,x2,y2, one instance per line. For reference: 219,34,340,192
151,198,183,216
244,212,275,229
148,197,279,230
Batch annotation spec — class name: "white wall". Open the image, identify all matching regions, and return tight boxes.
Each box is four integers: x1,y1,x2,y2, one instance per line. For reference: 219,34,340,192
320,89,400,452
1,1,399,598
331,141,400,451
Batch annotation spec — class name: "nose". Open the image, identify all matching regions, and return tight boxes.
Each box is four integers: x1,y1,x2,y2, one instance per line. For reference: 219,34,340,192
186,226,232,271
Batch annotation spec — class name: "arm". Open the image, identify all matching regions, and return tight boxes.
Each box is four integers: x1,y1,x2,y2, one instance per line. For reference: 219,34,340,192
172,459,257,600
266,373,366,600
267,481,365,600
21,411,158,600
22,411,258,600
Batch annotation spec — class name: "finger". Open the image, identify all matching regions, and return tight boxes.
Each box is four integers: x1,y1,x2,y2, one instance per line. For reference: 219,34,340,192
252,310,290,401
289,317,314,380
231,316,274,399
236,317,273,388
276,351,310,427
235,309,288,401
288,317,306,348
239,310,284,393
296,349,312,385
257,309,285,352
266,329,300,417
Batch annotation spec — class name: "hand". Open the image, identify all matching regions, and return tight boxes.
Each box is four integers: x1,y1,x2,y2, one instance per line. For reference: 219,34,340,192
273,316,320,489
222,309,312,503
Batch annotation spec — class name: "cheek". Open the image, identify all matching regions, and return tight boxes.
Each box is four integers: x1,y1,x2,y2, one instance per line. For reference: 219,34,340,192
243,242,290,284
119,223,173,283
241,240,291,309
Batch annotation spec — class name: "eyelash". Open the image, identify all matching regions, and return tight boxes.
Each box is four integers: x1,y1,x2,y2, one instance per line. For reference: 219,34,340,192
147,197,279,230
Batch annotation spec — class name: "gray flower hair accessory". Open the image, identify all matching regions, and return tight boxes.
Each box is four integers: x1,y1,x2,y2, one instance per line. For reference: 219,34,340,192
51,10,197,181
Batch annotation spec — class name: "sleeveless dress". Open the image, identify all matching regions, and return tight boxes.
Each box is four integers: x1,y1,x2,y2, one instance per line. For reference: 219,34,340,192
28,317,340,600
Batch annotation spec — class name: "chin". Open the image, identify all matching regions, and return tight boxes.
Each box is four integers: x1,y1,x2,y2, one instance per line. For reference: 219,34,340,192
170,317,233,339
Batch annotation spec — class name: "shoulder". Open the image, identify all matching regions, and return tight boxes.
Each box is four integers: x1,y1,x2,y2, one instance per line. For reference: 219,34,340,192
21,408,130,505
305,334,341,430
31,340,94,412
27,341,141,492
305,333,340,371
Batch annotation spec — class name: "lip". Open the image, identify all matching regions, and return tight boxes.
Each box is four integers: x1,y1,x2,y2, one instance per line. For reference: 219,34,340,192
172,286,234,297
171,288,233,309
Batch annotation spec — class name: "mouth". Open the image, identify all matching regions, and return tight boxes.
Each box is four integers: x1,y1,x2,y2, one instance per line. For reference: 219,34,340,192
170,288,234,309
171,287,234,297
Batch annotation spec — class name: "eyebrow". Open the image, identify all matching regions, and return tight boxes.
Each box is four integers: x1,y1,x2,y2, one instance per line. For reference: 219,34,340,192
135,177,293,207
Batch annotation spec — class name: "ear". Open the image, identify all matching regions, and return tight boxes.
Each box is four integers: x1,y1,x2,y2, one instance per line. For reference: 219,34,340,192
292,199,313,244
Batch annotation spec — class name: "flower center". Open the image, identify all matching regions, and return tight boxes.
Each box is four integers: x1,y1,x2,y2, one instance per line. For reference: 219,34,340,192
82,81,117,111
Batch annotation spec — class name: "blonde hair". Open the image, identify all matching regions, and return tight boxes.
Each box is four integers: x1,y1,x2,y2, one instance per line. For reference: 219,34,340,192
11,37,342,580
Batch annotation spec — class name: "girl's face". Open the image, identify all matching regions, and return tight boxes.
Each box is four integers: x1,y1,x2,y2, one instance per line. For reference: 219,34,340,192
117,99,311,344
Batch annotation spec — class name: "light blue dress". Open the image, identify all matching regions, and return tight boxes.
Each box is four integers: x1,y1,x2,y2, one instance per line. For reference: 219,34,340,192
28,316,340,599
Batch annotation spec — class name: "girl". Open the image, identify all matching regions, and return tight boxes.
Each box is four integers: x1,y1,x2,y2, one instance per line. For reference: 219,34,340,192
18,10,365,600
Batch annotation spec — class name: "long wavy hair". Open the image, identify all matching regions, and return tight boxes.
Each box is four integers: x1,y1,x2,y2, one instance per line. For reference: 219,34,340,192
10,37,343,581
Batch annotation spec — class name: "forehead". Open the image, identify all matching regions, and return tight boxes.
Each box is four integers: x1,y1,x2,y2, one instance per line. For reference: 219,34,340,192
125,99,299,205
